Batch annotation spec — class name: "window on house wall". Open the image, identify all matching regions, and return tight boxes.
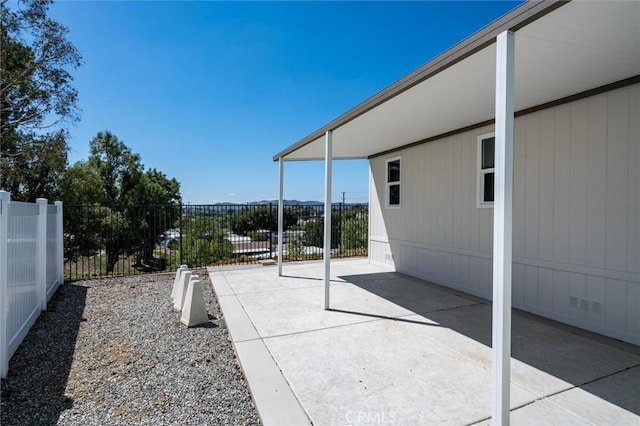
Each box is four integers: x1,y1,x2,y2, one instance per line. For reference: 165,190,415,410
386,157,401,208
477,133,495,207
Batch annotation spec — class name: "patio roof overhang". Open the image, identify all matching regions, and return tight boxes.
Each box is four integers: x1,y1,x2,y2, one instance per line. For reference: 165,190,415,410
272,0,640,162
273,1,639,424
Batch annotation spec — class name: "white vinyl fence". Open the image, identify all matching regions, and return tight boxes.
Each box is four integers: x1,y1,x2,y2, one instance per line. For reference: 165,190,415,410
0,191,63,378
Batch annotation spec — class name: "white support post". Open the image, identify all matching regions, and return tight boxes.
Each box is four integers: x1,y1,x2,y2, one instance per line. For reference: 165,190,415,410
323,131,333,310
36,198,48,312
0,191,11,378
277,157,284,276
55,201,63,286
492,30,515,426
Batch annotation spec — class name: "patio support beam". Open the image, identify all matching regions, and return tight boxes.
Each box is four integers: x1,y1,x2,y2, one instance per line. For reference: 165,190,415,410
277,157,284,276
492,30,515,426
323,130,333,310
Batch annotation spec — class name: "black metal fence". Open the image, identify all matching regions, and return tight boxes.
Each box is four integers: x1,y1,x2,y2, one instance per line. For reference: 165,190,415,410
63,203,368,280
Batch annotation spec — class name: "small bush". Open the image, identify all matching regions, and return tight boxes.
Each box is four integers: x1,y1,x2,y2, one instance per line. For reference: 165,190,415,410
287,239,305,260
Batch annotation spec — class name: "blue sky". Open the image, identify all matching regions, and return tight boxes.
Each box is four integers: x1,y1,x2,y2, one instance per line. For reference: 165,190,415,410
49,1,521,204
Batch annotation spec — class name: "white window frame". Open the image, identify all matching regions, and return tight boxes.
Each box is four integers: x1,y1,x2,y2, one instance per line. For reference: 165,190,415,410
477,132,495,208
385,156,401,209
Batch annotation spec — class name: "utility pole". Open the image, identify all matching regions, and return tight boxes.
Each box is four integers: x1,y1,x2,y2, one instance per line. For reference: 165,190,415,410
341,192,346,205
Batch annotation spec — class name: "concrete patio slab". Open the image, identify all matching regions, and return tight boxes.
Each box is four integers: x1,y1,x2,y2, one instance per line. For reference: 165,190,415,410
544,366,640,425
508,400,591,425
234,339,310,425
208,259,640,426
236,283,441,338
411,304,640,398
216,293,260,342
221,270,335,295
263,316,538,425
209,271,235,297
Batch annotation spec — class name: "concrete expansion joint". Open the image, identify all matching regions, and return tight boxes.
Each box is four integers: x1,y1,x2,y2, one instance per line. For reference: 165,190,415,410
261,309,439,342
507,363,640,422
572,363,640,390
260,319,380,341
230,283,325,297
418,301,488,316
233,337,262,344
463,415,491,426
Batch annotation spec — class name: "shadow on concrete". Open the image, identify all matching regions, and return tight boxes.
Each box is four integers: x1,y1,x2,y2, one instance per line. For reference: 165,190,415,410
281,274,346,284
341,271,640,416
328,308,443,327
0,283,87,425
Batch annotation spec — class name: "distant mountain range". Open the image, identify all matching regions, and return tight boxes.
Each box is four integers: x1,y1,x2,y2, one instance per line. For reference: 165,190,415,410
214,200,323,206
212,200,367,206
251,200,325,206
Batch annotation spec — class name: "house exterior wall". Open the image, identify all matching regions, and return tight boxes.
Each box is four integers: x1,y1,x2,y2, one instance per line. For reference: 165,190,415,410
368,83,639,345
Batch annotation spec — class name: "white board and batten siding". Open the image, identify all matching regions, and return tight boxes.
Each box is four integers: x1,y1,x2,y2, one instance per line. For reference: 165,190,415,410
369,83,640,345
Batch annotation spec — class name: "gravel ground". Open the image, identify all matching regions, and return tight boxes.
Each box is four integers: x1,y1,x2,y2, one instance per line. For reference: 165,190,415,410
0,270,261,425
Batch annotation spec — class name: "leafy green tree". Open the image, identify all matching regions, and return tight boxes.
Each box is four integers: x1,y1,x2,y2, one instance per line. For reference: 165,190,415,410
341,214,368,252
342,203,366,220
59,161,102,205
131,169,181,264
60,163,104,262
62,132,141,272
1,130,68,201
303,211,341,249
0,0,81,135
303,207,368,252
137,168,181,205
230,205,273,235
303,219,323,248
177,215,233,267
230,205,297,235
287,204,321,221
61,131,181,273
87,131,143,210
286,238,306,260
1,0,81,201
